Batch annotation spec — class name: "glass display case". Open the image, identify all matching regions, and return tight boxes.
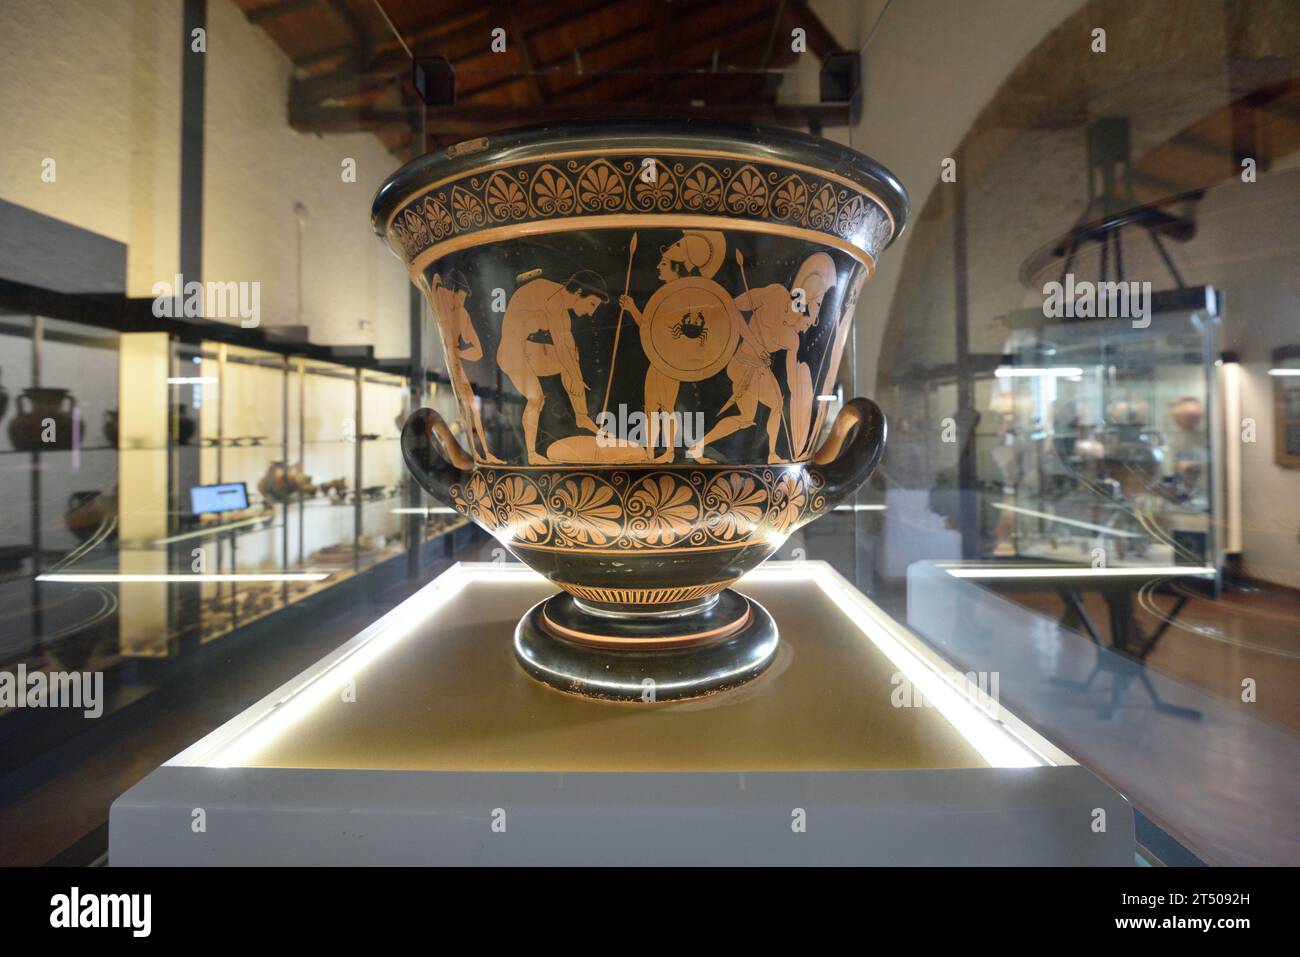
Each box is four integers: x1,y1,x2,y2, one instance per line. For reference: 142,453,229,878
0,311,470,663
0,315,123,676
993,295,1221,574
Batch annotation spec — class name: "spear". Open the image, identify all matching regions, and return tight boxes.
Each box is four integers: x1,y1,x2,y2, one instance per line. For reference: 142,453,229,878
600,232,638,418
735,249,793,458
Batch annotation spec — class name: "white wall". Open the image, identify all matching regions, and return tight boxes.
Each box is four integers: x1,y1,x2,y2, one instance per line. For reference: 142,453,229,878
848,0,1090,396
0,0,412,357
1190,163,1300,588
776,0,889,149
1239,361,1300,587
202,0,410,357
0,0,182,297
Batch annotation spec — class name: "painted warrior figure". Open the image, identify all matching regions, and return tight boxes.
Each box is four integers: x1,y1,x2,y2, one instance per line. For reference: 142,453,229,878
430,270,503,463
687,252,836,464
497,269,609,463
785,252,837,456
803,265,865,457
618,230,726,462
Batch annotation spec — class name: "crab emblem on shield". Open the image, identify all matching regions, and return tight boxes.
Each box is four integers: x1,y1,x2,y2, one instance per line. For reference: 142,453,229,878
639,276,741,382
671,309,709,342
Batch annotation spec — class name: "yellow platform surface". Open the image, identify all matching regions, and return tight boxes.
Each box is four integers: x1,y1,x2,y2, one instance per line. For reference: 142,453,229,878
239,574,990,772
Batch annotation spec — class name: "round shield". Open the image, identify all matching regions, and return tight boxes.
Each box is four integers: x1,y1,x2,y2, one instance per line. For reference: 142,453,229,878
639,276,741,382
791,252,837,326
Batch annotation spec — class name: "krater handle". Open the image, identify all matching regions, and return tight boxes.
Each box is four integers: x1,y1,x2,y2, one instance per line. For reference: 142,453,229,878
400,408,475,509
803,397,887,516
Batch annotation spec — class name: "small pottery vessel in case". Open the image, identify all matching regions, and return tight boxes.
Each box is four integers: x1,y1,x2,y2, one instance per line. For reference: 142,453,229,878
258,461,311,504
7,387,84,451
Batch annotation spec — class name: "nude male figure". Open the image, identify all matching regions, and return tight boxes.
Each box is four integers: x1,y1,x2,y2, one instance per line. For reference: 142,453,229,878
497,269,609,463
430,270,502,463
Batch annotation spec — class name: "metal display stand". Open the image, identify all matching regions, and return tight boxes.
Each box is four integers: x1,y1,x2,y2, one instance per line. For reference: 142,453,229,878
110,562,1134,866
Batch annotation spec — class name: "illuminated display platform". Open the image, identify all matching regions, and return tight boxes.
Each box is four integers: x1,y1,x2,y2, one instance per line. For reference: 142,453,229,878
110,562,1133,865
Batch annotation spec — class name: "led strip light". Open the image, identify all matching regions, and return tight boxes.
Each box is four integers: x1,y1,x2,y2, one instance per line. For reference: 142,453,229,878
940,564,1215,579
36,573,329,583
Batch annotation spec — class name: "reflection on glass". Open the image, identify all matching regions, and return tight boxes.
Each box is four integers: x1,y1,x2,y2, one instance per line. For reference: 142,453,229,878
992,309,1218,571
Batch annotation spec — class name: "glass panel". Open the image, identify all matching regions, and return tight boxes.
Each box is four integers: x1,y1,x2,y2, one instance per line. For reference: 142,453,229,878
1001,308,1218,568
855,0,1299,867
359,371,407,570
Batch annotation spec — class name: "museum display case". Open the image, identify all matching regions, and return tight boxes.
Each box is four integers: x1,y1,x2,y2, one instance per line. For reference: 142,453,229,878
0,316,123,684
995,294,1222,574
0,307,469,736
183,343,424,644
1273,345,1300,468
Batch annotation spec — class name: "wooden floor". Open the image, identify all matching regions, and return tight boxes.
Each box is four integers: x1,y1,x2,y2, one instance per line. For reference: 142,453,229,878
981,577,1300,866
1007,581,1300,733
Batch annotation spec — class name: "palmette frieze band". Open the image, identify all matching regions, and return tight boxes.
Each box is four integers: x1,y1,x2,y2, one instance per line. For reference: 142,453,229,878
387,154,894,264
450,465,827,552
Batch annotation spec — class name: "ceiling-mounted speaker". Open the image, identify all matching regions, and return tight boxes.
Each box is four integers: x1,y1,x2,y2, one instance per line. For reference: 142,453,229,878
820,50,860,103
412,57,456,106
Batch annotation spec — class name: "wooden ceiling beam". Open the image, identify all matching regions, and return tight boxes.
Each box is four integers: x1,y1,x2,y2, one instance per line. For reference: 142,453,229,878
367,9,500,72
356,0,610,74
413,0,653,82
1253,87,1300,124
291,68,397,104
652,0,672,100
323,0,369,54
292,0,613,102
292,0,734,106
759,0,787,69
536,12,778,105
443,0,759,98
508,0,548,104
554,62,774,112
1168,131,1236,162
295,3,488,68
245,0,318,24
1128,169,1208,200
460,19,651,99
293,101,850,135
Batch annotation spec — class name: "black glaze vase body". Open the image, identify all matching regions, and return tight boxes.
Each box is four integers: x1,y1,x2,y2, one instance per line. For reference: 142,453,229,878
374,121,908,698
